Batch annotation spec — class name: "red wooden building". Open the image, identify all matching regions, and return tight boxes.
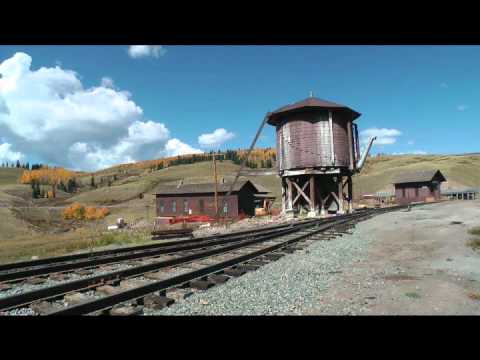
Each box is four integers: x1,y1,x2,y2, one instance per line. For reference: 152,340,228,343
152,180,269,218
393,169,446,205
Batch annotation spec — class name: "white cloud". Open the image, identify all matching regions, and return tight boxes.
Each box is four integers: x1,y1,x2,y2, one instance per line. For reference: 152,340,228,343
128,46,167,59
198,128,235,148
360,128,402,145
100,77,115,88
164,139,202,157
0,142,24,162
392,150,427,155
440,83,448,88
0,52,199,171
457,104,468,111
407,140,415,145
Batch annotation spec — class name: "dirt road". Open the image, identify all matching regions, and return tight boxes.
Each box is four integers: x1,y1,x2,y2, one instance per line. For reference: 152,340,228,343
308,200,480,315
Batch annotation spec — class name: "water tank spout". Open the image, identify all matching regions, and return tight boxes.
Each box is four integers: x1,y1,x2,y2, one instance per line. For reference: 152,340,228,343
356,136,376,172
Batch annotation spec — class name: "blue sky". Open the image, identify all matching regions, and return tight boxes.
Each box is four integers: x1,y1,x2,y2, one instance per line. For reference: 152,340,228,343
0,45,478,170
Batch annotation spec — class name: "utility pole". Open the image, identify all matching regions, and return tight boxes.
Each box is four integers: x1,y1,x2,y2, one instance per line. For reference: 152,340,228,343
213,152,219,218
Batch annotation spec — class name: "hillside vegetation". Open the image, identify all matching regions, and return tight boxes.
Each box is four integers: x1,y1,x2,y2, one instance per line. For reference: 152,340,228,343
0,154,479,263
354,154,480,195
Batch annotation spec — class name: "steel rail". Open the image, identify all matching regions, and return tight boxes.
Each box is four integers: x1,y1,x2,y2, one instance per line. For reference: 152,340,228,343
0,216,332,312
0,203,432,313
48,213,371,315
0,220,324,283
0,218,317,274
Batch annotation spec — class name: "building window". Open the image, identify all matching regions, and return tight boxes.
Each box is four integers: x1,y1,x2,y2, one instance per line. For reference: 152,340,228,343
199,199,205,212
223,200,228,215
172,200,177,213
159,200,165,213
183,199,188,213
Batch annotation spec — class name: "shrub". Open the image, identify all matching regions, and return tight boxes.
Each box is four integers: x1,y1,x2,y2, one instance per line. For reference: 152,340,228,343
63,203,109,221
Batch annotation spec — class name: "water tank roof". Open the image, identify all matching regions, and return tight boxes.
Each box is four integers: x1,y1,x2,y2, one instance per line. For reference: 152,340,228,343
266,97,361,125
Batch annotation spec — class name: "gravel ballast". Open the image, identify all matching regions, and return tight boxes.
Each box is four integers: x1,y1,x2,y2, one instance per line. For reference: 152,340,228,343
147,215,382,316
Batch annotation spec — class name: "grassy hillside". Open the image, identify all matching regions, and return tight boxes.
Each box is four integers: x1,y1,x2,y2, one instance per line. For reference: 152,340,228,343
353,154,480,195
1,154,479,263
0,168,24,186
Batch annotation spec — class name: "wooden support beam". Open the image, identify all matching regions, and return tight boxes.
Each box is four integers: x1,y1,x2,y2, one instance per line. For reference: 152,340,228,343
348,176,353,213
330,191,339,206
309,176,315,211
292,180,311,206
338,176,344,214
322,193,332,205
286,178,293,211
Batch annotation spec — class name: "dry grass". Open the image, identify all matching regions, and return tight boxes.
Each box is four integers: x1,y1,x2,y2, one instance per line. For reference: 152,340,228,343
0,168,24,186
467,292,480,301
0,226,153,264
467,226,480,251
353,154,480,195
468,227,480,237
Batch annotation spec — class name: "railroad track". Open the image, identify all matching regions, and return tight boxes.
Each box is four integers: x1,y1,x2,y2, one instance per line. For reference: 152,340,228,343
0,205,419,316
0,218,321,284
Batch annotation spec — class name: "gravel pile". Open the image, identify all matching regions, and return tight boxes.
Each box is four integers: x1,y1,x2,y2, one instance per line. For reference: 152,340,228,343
148,218,378,315
193,215,293,238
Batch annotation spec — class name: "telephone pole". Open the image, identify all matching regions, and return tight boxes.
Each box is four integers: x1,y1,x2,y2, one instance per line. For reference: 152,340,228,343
213,152,219,218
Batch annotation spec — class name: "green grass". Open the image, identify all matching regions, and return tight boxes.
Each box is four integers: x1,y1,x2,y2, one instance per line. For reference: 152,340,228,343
405,292,421,299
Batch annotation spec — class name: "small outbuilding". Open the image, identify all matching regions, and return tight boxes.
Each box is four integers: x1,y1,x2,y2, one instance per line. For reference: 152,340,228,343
152,180,268,218
442,188,478,201
393,169,446,205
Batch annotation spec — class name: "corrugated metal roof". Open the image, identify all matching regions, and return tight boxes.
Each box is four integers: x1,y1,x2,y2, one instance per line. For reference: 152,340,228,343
267,97,361,125
393,169,446,184
152,180,261,195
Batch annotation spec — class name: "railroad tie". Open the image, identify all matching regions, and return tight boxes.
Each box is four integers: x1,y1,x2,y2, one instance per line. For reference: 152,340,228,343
189,279,215,290
208,274,230,284
140,294,174,310
223,268,247,277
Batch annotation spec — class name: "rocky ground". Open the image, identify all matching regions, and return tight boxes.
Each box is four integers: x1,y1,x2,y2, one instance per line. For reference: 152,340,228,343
149,201,480,315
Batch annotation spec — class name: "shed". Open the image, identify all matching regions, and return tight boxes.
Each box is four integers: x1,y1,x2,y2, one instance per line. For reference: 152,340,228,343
152,180,265,217
393,169,446,205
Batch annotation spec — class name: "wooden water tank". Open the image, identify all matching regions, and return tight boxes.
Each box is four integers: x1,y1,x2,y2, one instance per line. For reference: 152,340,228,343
267,97,361,172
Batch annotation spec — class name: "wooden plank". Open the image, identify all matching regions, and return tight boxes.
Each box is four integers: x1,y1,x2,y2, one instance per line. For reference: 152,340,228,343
286,178,293,210
309,176,315,211
348,176,353,212
330,191,339,206
338,176,344,213
292,181,311,206
347,120,354,170
329,110,335,166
